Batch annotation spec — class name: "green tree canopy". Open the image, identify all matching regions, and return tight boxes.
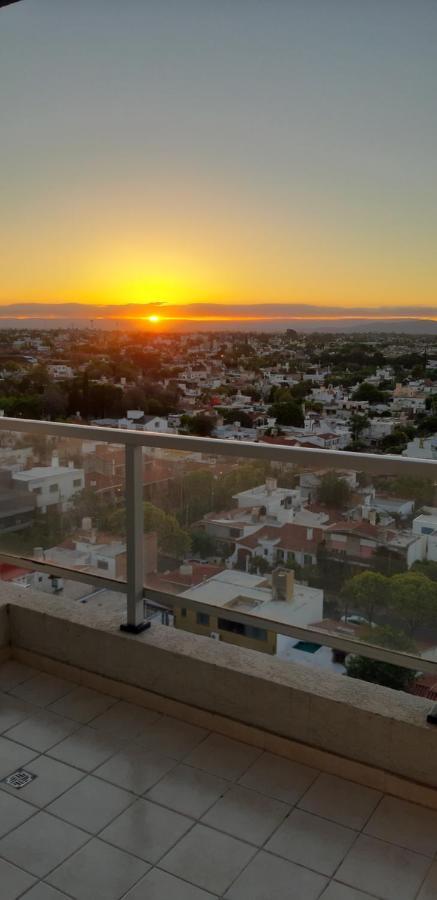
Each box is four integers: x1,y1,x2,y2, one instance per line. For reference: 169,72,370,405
143,502,191,558
389,572,437,636
317,473,352,509
345,625,417,692
342,571,388,624
268,400,304,427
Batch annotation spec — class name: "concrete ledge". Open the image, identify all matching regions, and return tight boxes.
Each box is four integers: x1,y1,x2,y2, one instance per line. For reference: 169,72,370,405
1,584,437,799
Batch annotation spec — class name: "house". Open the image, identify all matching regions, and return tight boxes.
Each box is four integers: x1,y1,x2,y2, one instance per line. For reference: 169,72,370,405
232,522,325,570
173,567,324,655
12,455,84,513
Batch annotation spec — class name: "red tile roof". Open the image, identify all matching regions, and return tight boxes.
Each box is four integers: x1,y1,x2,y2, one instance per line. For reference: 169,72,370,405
237,522,324,553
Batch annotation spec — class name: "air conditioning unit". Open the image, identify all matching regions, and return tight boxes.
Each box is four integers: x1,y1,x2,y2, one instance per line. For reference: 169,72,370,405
210,631,221,641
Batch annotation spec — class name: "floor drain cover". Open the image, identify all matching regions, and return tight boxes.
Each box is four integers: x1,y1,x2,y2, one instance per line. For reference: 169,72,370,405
2,770,37,789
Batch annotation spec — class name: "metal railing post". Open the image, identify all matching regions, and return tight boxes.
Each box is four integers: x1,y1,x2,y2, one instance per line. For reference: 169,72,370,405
120,443,150,634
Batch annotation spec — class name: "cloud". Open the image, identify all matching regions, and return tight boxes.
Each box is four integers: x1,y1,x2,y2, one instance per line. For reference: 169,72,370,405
0,301,436,321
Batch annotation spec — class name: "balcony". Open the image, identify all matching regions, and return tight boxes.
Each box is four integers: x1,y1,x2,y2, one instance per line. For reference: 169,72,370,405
1,416,437,899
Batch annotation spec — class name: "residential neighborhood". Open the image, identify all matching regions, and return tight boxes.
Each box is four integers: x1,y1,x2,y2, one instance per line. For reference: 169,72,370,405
0,325,436,693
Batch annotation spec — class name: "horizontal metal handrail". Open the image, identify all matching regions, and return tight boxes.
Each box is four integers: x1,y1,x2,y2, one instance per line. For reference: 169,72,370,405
1,548,436,675
0,416,436,476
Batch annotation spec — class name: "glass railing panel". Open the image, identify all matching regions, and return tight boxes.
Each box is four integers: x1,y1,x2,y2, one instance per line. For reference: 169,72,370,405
0,427,127,604
140,443,437,694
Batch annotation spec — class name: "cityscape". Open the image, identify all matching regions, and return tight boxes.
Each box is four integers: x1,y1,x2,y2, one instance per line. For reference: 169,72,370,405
1,2,437,899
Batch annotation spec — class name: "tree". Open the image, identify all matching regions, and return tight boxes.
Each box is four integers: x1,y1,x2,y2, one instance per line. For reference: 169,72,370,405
248,555,272,575
350,414,369,442
389,572,437,636
190,530,217,558
42,384,68,420
342,571,388,624
345,625,417,691
268,400,304,427
186,414,215,437
352,383,388,404
411,560,437,583
317,473,351,509
143,502,191,558
178,469,215,525
384,475,435,508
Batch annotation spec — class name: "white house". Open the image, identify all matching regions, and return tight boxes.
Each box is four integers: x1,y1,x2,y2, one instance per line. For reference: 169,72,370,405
12,456,84,513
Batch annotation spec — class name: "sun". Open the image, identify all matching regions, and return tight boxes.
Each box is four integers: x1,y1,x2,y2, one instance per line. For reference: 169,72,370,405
148,314,160,323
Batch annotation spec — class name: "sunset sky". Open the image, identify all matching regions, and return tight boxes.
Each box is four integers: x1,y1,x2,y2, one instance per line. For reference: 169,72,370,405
1,0,436,326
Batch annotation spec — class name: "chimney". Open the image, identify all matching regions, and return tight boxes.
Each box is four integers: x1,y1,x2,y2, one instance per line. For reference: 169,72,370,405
272,567,294,603
266,477,277,495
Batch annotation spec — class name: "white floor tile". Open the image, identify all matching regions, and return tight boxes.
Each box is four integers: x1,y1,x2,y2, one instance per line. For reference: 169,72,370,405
47,774,133,833
160,822,255,895
89,701,161,739
239,751,318,804
224,849,327,900
1,754,83,807
266,807,356,877
5,710,79,752
20,884,71,900
101,797,192,862
49,687,116,723
47,724,122,771
365,796,437,856
0,791,36,838
95,745,176,794
0,857,36,899
0,810,88,877
0,693,35,733
417,861,437,900
0,661,37,692
185,733,261,781
135,716,208,759
299,773,382,830
147,764,229,819
0,735,36,780
202,784,290,845
321,882,380,899
336,834,432,900
10,674,74,708
47,837,149,900
126,869,218,899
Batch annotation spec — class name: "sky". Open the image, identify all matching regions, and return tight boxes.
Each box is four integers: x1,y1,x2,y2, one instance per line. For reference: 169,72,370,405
0,0,436,328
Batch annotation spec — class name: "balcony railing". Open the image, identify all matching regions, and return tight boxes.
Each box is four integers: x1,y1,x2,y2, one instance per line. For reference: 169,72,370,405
0,416,436,680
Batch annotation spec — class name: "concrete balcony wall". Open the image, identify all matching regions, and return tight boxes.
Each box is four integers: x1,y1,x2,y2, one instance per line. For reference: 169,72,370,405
1,583,437,804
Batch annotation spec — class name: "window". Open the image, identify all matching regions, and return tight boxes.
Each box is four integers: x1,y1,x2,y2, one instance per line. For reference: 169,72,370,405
276,549,284,561
33,486,42,495
218,618,267,642
181,608,187,618
97,559,109,570
287,551,295,562
304,554,313,566
196,612,210,626
73,479,82,488
230,528,241,538
49,483,58,493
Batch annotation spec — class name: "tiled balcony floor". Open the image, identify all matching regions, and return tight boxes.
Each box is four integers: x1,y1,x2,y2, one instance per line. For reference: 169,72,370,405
1,660,437,900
